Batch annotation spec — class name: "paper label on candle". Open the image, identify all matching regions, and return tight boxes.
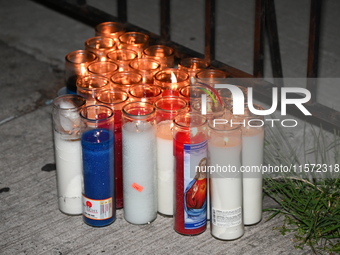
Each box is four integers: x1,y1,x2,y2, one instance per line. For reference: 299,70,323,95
211,207,242,228
131,182,144,192
83,196,113,220
183,140,208,230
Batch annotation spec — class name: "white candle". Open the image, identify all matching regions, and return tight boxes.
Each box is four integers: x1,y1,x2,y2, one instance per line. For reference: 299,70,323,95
53,96,85,215
242,126,264,225
156,120,174,216
208,131,244,240
54,131,83,215
122,121,157,224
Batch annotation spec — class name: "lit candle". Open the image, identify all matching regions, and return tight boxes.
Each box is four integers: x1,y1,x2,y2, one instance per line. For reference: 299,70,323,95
173,112,208,235
107,49,138,72
95,21,126,45
178,57,209,79
129,58,161,83
110,71,143,93
208,122,244,240
76,74,111,106
143,45,175,68
64,50,97,94
85,36,116,61
154,68,190,97
52,95,86,215
128,84,163,104
155,97,188,216
122,102,157,224
118,32,150,58
80,105,115,227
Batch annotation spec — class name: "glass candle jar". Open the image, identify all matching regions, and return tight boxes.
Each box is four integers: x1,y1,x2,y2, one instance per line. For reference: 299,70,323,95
80,105,115,227
154,68,190,97
107,49,138,72
65,50,97,94
191,97,225,121
118,32,150,58
178,57,209,79
196,68,228,87
122,102,157,224
179,85,207,107
208,121,244,240
110,71,143,92
85,36,116,61
232,104,265,225
76,74,111,106
154,96,188,216
143,45,175,68
52,94,86,215
128,84,162,104
173,112,208,235
96,89,130,209
129,58,161,84
87,61,119,79
95,21,126,45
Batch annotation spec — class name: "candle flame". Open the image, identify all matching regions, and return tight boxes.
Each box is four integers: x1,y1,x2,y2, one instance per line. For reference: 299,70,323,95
170,71,177,83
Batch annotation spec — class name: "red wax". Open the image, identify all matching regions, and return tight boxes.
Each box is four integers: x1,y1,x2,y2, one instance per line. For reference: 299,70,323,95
114,110,123,209
97,111,123,209
162,89,180,97
174,130,207,235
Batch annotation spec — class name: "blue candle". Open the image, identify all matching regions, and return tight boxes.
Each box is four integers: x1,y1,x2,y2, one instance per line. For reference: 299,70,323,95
81,128,115,227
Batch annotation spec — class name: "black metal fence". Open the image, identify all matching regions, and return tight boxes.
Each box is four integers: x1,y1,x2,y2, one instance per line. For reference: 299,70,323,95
32,0,340,131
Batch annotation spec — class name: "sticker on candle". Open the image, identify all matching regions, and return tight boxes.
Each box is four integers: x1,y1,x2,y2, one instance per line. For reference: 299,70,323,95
211,207,242,227
132,182,144,192
83,195,113,220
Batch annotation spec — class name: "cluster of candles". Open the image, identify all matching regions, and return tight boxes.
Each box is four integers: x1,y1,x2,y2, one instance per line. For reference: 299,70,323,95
52,21,265,240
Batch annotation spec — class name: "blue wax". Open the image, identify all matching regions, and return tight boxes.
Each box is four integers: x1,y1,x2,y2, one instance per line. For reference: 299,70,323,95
81,128,115,227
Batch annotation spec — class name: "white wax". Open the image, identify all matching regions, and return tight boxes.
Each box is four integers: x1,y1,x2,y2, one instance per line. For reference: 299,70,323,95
54,131,83,215
122,121,157,224
156,120,174,216
208,139,244,240
242,127,264,225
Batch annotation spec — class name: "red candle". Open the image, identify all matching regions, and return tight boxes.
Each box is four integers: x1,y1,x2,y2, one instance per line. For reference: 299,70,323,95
173,113,208,235
96,89,129,209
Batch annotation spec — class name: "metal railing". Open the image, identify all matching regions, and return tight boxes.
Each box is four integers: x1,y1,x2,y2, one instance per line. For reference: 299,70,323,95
32,0,340,132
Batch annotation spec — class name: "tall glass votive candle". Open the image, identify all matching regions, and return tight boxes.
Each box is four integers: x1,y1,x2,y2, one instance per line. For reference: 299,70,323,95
232,104,265,225
208,122,244,240
118,32,150,58
52,94,86,215
65,50,97,94
85,36,116,61
107,49,138,72
95,21,126,45
96,90,129,209
128,84,162,104
143,45,175,68
178,57,209,79
87,61,119,79
154,68,190,97
129,58,161,83
154,97,188,216
80,105,115,227
173,112,208,235
76,74,111,106
122,102,157,224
